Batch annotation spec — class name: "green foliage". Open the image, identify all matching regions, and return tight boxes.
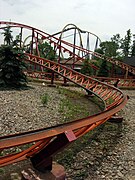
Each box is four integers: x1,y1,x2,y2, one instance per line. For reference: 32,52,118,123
96,39,122,60
12,33,22,47
98,60,109,77
38,42,56,60
94,29,135,77
111,33,121,47
93,48,104,69
95,29,135,60
37,41,57,74
40,93,49,106
94,40,121,77
80,59,93,76
0,26,27,88
131,35,135,57
1,26,13,45
0,168,4,173
121,29,132,57
106,97,114,105
99,41,119,58
111,33,123,59
57,87,92,123
0,45,27,88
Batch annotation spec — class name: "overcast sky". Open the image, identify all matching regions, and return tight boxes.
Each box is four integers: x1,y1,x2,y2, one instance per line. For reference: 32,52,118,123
0,0,135,41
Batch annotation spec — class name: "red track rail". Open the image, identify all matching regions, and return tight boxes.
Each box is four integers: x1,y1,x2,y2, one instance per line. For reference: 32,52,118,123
0,53,128,169
0,21,135,75
0,21,130,171
25,71,135,87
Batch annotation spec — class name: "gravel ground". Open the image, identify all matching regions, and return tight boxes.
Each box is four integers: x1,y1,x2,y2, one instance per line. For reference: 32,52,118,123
93,90,135,180
86,90,135,180
0,84,134,180
0,83,65,136
65,90,135,180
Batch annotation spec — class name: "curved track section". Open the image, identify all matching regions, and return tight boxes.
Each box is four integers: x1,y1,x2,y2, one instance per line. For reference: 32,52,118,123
52,23,101,71
0,21,130,171
0,54,128,169
51,23,101,57
25,71,135,88
0,21,135,75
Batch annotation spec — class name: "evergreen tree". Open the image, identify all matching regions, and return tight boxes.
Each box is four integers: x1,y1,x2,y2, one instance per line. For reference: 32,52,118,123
0,26,27,88
2,26,13,45
121,29,132,57
131,35,135,57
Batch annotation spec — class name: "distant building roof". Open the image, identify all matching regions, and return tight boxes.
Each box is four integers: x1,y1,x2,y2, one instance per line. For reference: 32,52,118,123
123,57,135,67
60,58,97,66
61,59,83,66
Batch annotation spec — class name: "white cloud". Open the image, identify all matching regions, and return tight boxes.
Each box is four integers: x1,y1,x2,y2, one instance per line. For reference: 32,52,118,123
0,0,135,41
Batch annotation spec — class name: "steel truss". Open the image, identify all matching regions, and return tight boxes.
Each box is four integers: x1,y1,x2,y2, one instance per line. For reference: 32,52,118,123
0,21,132,172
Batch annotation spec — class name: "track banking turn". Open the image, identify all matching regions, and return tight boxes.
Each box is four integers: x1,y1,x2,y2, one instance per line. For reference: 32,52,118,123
0,21,132,170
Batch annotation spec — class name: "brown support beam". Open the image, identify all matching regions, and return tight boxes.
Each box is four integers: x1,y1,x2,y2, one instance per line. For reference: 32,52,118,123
113,79,120,87
30,131,76,173
31,28,34,54
51,71,55,85
62,77,68,86
125,69,128,79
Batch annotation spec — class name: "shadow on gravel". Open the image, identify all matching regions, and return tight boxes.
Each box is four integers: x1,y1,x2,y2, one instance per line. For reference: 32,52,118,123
0,85,34,91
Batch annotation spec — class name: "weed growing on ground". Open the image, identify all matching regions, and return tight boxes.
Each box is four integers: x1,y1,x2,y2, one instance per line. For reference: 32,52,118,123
0,168,4,173
58,87,90,123
40,93,49,106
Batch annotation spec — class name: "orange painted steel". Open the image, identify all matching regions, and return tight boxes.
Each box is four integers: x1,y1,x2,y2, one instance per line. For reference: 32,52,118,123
25,71,135,87
0,21,135,75
0,21,131,170
0,53,128,168
95,77,135,87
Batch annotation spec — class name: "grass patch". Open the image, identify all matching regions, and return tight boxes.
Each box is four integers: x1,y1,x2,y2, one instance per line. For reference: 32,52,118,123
57,87,95,123
54,88,123,179
40,93,49,106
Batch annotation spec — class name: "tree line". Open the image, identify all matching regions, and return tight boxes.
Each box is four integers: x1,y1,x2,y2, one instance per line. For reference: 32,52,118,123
0,26,134,88
96,29,135,59
82,29,135,77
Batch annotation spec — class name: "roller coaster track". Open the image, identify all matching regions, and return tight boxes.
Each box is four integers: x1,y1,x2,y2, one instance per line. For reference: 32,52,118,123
0,21,135,75
0,21,131,172
50,25,135,76
25,71,135,88
51,23,101,63
53,24,135,76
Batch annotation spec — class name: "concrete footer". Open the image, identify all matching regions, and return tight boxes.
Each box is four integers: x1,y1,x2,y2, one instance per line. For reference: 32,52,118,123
21,162,66,180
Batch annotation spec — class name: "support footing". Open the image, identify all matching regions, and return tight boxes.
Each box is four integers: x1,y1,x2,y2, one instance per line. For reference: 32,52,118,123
47,84,57,87
21,162,66,180
108,116,123,123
